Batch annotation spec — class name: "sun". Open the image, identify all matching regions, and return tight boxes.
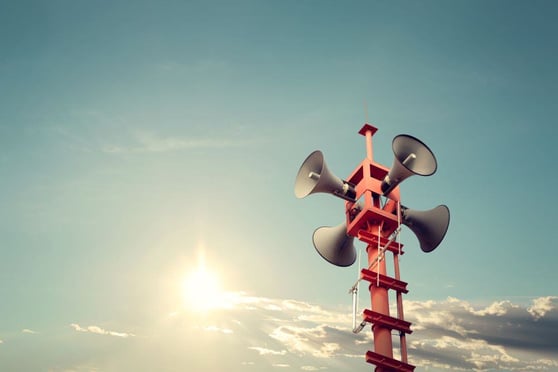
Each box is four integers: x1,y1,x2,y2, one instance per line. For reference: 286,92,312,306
182,260,224,312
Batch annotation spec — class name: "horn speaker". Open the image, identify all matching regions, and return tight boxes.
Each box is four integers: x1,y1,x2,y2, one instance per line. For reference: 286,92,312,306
312,223,356,267
401,205,450,253
381,135,438,195
294,150,356,201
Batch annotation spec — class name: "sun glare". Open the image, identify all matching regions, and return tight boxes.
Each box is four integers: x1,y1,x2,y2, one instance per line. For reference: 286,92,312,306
183,262,223,312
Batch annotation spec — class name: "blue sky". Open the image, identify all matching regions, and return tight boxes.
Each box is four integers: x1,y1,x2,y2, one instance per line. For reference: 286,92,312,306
1,1,557,371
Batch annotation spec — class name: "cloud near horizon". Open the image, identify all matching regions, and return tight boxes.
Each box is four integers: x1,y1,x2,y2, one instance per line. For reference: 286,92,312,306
152,293,558,371
8,294,558,371
404,296,558,370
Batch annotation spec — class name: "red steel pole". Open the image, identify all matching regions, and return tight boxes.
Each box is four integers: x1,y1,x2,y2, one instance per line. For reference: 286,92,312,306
345,124,415,372
368,240,394,364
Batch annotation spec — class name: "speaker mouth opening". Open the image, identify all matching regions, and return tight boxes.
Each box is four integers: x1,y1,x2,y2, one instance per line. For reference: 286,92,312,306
294,150,325,198
312,224,356,267
392,134,438,177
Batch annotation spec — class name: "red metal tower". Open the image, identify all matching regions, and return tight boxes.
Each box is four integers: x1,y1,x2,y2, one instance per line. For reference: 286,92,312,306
295,122,449,371
345,124,414,371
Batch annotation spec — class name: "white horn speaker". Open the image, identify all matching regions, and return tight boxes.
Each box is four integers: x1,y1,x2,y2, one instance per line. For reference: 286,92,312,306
312,223,356,267
401,205,450,253
295,150,356,201
381,135,438,195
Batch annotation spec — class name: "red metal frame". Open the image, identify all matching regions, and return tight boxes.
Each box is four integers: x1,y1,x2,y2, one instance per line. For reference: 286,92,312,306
345,124,415,372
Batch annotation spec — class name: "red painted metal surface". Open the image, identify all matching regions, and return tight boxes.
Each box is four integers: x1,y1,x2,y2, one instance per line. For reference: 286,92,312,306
357,231,404,255
362,309,412,334
360,268,409,293
365,351,416,372
358,123,378,137
345,124,415,372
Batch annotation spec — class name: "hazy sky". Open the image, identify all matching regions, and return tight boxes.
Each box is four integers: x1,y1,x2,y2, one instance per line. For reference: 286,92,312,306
1,1,558,371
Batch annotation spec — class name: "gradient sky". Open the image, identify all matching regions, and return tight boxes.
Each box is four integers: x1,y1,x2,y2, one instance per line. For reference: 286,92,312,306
1,1,558,371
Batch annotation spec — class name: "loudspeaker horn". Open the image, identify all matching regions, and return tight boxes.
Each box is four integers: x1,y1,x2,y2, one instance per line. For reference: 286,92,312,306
312,222,356,267
401,205,450,253
295,150,356,201
381,134,438,195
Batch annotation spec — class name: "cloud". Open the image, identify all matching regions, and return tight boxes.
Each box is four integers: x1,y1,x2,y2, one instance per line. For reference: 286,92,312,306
21,294,558,371
219,293,558,370
269,325,344,359
22,329,37,334
102,131,259,154
202,325,234,334
151,291,367,371
470,300,518,316
528,296,558,320
70,323,87,332
70,323,135,338
249,347,287,356
403,296,558,370
183,292,557,370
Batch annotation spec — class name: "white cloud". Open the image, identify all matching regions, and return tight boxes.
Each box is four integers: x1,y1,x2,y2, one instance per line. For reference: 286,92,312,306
538,359,558,368
133,131,238,152
70,323,135,338
203,325,233,334
229,293,558,370
248,347,287,356
22,329,37,334
528,296,558,320
410,336,519,370
33,294,558,371
269,325,347,359
102,131,261,154
87,326,106,335
107,331,133,338
403,296,558,370
471,300,518,316
194,292,558,370
262,303,283,311
407,298,470,337
70,323,87,333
